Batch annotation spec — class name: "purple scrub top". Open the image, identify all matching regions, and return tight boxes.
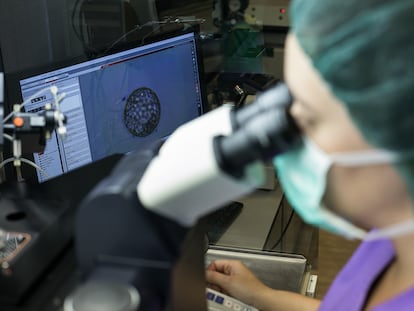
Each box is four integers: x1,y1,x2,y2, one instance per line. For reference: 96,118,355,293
319,238,414,310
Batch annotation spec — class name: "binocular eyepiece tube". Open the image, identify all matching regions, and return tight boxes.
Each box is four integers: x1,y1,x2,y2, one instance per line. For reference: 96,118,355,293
215,83,302,176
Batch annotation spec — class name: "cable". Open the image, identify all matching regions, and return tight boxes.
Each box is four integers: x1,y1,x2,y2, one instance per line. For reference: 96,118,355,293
1,80,64,183
0,157,49,179
103,17,206,55
3,133,12,142
3,86,55,123
270,199,295,251
103,21,157,55
71,0,82,43
71,0,99,56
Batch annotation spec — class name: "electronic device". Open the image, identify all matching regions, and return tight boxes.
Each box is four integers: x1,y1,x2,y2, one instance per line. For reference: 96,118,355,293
2,19,301,310
0,27,207,308
245,0,291,28
74,82,301,310
206,287,258,311
206,246,307,293
213,0,250,29
17,29,206,183
213,0,291,29
0,73,79,309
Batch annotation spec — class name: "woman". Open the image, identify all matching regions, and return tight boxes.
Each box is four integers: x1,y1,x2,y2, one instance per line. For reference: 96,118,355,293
206,1,414,310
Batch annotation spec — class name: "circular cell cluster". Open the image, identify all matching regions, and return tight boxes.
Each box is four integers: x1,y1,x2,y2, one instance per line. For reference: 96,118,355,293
123,87,161,137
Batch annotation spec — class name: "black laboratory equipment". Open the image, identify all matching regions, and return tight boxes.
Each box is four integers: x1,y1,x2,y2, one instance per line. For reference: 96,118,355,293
72,82,301,310
0,49,83,308
0,24,210,310
1,59,301,311
0,2,305,309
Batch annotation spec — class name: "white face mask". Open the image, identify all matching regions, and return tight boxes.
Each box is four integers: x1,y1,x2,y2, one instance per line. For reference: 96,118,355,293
274,137,414,241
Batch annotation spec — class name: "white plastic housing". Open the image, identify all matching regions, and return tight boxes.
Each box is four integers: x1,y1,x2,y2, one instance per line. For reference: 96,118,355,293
137,105,266,227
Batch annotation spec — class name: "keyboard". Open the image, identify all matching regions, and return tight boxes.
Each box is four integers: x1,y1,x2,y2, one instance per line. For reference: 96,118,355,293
204,202,243,244
206,288,258,311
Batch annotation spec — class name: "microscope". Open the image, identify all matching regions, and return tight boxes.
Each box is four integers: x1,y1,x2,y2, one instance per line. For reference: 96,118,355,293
69,82,301,311
0,73,71,306
1,64,302,310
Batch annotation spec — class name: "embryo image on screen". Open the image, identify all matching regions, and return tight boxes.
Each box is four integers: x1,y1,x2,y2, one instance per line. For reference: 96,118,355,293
124,87,161,137
79,42,201,161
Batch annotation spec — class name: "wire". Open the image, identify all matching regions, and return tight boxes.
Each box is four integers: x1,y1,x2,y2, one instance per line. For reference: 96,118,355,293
104,17,206,55
3,86,54,123
0,157,49,179
0,158,14,170
105,25,139,54
71,0,98,56
103,20,167,55
1,85,65,182
20,158,49,178
138,23,164,48
3,133,13,142
71,0,83,43
270,200,295,251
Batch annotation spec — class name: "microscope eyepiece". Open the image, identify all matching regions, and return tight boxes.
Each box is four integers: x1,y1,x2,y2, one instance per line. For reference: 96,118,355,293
215,83,302,176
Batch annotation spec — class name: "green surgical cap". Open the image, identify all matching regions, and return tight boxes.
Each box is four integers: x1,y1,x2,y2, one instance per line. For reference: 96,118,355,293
290,0,414,195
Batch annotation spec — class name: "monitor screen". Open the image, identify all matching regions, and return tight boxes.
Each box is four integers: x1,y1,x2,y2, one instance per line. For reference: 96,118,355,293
18,30,206,183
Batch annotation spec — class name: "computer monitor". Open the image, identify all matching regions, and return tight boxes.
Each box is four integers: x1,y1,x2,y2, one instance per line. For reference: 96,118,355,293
17,29,206,183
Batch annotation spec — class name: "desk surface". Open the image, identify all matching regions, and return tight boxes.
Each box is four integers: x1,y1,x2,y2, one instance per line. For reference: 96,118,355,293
212,177,318,267
214,179,284,250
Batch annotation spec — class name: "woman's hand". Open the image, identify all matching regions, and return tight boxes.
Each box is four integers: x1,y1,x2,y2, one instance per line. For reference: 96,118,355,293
206,259,271,306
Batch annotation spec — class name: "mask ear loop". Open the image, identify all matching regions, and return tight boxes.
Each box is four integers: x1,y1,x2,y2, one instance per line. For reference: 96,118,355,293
364,219,414,241
319,207,367,240
330,150,398,167
301,139,412,241
304,137,398,167
330,149,414,241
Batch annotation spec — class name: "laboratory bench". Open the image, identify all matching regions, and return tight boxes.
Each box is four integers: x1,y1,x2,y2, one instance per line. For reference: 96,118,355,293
0,173,318,311
204,170,318,298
